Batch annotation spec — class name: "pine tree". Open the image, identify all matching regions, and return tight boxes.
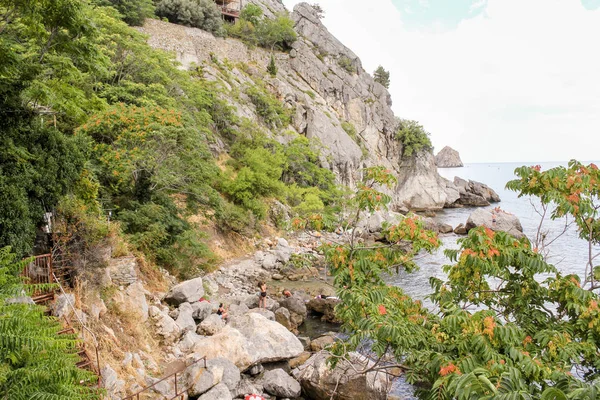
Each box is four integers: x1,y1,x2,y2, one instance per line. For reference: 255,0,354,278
373,65,390,88
267,54,278,77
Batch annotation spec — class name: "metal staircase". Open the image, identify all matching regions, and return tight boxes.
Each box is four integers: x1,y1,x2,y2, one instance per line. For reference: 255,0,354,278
23,254,102,385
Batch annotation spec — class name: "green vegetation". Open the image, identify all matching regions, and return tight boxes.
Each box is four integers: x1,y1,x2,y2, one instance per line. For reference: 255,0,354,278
244,83,292,128
395,119,433,157
226,5,297,51
337,56,355,74
292,162,600,399
155,0,224,35
94,0,155,26
0,247,101,398
341,121,358,142
373,65,390,88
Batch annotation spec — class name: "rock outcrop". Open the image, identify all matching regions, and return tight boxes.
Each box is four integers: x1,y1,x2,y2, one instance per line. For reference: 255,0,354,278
448,177,501,207
435,146,464,168
293,351,393,400
465,208,524,238
138,3,462,211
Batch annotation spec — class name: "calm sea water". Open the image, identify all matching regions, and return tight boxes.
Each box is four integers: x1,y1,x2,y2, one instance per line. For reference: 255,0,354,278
388,161,600,303
386,161,600,399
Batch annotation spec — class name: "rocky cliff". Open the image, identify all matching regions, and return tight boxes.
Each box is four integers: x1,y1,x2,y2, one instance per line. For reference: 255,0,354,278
435,146,464,168
139,1,456,210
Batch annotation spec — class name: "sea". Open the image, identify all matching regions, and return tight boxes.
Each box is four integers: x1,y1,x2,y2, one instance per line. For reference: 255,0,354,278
386,161,600,398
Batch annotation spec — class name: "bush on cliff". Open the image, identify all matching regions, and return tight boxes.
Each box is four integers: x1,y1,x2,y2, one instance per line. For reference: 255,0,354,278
93,0,155,26
395,118,433,157
227,5,297,51
155,0,224,35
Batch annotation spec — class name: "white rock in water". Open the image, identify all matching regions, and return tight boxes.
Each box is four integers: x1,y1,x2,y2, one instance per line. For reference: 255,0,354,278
435,146,464,168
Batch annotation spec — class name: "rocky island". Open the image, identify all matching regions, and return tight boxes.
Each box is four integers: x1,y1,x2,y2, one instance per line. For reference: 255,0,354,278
435,146,464,168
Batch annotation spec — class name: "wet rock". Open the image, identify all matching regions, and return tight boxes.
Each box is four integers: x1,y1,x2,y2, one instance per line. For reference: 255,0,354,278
454,223,468,235
307,297,340,323
310,335,335,351
439,223,453,234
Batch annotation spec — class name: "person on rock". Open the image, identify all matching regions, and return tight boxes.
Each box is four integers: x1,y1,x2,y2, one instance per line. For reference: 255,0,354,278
217,303,229,322
282,289,292,298
258,281,267,309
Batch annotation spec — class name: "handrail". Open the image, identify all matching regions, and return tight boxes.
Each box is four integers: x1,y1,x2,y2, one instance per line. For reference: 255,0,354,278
122,356,207,400
52,271,102,385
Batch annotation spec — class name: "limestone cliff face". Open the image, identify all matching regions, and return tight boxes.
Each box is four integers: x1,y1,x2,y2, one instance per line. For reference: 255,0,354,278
139,2,453,210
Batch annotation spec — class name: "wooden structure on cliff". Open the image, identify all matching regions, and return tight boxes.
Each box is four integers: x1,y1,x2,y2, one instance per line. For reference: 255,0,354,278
214,0,243,22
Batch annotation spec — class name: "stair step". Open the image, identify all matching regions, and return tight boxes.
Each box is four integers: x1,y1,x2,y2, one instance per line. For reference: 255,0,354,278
76,359,92,369
33,293,55,304
58,327,75,335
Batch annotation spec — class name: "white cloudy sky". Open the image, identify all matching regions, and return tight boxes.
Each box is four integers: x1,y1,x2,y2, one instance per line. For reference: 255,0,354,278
282,0,600,163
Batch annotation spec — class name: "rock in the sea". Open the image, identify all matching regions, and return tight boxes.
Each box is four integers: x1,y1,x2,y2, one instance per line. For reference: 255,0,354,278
164,277,204,306
192,313,304,371
465,208,524,238
453,177,500,207
310,335,335,351
262,368,301,398
435,146,464,168
293,351,392,400
439,223,453,234
454,223,468,235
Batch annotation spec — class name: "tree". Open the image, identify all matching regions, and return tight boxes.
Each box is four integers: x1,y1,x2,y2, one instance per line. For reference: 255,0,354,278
297,161,600,399
395,119,432,157
267,54,277,76
239,3,262,26
255,13,297,51
373,65,390,88
155,0,224,35
93,0,155,26
0,247,101,398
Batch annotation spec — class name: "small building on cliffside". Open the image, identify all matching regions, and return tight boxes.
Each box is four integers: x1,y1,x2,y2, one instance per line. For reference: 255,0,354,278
214,0,242,22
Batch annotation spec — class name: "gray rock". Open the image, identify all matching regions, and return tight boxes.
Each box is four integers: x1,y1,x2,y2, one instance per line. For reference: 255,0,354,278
262,368,301,398
272,273,284,280
465,208,524,238
178,330,203,353
275,307,292,330
439,223,453,234
435,146,464,168
198,382,232,400
192,301,213,321
101,365,125,397
248,363,264,376
192,313,304,371
454,223,468,235
150,306,181,342
197,313,225,336
247,308,276,321
185,363,221,397
262,253,278,270
228,302,249,316
176,302,196,332
232,378,263,398
52,293,75,318
206,357,241,391
164,277,204,306
293,351,392,400
307,297,340,323
297,336,311,350
310,335,335,351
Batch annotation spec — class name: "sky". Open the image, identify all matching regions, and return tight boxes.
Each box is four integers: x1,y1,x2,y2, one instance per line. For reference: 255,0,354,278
282,0,600,163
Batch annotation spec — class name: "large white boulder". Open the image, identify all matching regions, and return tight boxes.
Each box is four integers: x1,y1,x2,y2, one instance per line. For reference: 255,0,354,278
465,208,524,239
164,277,204,306
192,313,304,371
262,368,301,398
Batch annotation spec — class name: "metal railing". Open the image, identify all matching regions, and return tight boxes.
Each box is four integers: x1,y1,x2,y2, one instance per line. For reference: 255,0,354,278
122,356,207,400
52,271,102,386
22,254,53,285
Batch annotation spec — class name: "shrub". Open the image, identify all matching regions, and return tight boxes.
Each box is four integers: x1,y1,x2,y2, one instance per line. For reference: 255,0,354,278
155,0,224,35
227,6,297,51
395,119,433,157
244,84,292,128
337,56,355,74
94,0,154,26
341,121,358,142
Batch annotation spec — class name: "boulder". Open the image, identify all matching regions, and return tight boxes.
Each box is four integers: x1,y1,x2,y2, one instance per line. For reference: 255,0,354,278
435,146,464,168
232,378,263,398
262,253,278,270
275,307,292,330
293,351,392,400
310,335,335,351
205,358,241,391
262,368,301,398
185,365,222,397
357,210,403,233
289,351,312,369
191,301,213,322
248,308,276,321
453,177,501,207
198,383,232,400
175,302,196,332
197,313,225,336
149,306,181,341
178,330,203,353
52,293,75,318
439,223,453,234
307,297,340,323
192,313,304,371
164,277,204,306
454,223,468,235
465,208,524,238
